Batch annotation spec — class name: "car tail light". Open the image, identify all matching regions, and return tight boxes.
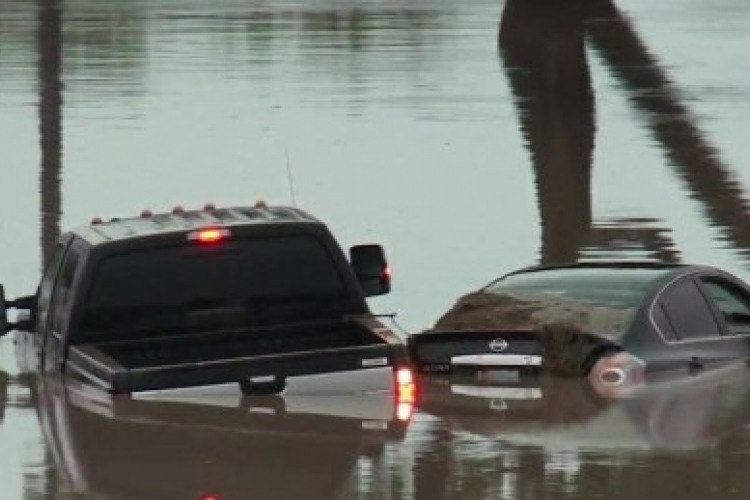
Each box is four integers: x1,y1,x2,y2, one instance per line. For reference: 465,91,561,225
588,351,646,398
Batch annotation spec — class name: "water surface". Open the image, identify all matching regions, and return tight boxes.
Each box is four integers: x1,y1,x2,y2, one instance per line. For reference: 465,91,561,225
2,0,750,497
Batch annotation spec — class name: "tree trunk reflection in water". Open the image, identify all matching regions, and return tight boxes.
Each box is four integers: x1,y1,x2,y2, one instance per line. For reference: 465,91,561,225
38,0,62,266
34,0,62,496
585,1,750,265
499,0,594,266
500,0,750,267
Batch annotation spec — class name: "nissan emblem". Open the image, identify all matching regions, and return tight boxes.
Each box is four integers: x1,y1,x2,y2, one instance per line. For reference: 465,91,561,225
489,338,509,352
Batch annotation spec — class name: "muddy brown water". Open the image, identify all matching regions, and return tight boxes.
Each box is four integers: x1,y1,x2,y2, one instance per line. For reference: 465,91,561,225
3,0,750,498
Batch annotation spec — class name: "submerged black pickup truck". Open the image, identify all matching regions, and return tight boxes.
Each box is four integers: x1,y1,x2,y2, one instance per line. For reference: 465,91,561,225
0,203,414,401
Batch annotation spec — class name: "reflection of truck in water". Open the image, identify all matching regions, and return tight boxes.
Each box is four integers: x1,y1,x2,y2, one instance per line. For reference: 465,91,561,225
1,204,414,400
34,378,412,499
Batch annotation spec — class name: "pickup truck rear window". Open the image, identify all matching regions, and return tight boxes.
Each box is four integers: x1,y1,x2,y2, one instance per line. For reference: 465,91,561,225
78,236,353,339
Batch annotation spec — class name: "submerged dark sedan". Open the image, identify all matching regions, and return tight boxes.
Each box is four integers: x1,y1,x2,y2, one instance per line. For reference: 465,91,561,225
409,261,750,392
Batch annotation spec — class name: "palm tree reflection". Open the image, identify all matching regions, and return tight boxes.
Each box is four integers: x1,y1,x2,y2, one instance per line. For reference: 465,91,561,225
500,0,595,265
38,0,62,266
585,1,750,264
500,0,750,266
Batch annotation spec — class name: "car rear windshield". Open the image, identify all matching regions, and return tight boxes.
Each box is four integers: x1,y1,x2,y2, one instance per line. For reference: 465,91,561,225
78,236,355,340
474,267,671,340
485,267,667,308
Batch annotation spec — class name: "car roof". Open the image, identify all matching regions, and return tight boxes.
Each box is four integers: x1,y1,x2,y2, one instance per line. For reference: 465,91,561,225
508,260,688,274
483,260,695,294
69,204,322,247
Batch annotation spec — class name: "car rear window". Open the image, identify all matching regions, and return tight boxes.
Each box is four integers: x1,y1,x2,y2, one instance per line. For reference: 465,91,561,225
78,236,353,339
470,267,668,340
485,267,664,309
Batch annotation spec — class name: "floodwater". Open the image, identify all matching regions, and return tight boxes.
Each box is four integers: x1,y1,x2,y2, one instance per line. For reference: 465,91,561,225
2,0,750,497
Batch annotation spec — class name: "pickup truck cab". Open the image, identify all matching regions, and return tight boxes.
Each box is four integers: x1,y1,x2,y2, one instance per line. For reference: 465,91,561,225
0,203,414,401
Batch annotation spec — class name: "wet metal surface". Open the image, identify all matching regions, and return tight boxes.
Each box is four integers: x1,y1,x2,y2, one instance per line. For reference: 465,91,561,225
2,0,750,498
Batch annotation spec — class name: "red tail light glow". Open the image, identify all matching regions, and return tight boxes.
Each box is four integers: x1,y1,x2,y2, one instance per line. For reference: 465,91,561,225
396,367,413,386
188,228,231,244
395,367,416,410
396,401,414,422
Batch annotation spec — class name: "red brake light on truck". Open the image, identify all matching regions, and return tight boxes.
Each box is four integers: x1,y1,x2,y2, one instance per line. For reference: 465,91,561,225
396,367,413,386
395,367,416,421
188,228,231,244
395,367,416,407
396,401,414,422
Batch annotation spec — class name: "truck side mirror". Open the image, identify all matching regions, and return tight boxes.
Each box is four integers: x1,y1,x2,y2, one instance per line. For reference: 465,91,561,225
9,295,36,311
0,289,37,336
350,244,391,297
0,285,7,337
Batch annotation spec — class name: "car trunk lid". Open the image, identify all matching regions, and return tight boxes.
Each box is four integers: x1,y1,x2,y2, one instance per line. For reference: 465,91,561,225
409,327,618,377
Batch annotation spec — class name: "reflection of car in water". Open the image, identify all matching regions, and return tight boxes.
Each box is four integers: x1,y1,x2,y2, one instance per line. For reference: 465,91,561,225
34,378,413,500
418,364,750,452
410,262,750,394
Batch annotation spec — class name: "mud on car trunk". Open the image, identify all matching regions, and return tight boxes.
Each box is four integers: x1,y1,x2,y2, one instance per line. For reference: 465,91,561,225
410,291,631,376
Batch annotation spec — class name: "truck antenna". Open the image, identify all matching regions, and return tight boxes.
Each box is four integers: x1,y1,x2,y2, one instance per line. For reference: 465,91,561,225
285,149,298,207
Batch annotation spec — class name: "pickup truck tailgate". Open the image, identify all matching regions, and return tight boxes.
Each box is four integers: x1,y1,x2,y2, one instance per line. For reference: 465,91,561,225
66,320,402,394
